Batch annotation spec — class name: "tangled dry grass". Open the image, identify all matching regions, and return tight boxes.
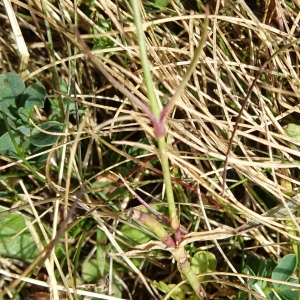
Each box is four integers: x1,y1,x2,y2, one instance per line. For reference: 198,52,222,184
1,0,300,299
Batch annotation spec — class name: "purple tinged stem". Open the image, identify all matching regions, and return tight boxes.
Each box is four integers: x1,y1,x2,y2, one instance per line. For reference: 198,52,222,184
120,174,188,235
130,209,175,248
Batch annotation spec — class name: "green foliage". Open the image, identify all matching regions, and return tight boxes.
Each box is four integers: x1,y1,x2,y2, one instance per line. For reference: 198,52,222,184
75,228,123,296
0,206,39,262
81,258,122,297
285,123,300,141
121,224,152,245
153,281,197,300
0,72,63,164
234,254,299,300
142,0,170,12
154,251,217,299
79,2,115,52
120,224,153,267
91,14,115,51
191,251,217,282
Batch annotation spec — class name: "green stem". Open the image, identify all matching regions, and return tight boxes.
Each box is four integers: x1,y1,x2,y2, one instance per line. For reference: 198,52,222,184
130,0,181,239
172,247,206,299
157,136,181,241
131,0,181,242
130,0,160,119
130,209,175,248
160,14,209,122
129,2,210,297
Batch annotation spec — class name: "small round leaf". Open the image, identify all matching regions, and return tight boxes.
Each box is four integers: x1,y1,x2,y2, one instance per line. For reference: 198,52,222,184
191,251,217,275
284,124,300,141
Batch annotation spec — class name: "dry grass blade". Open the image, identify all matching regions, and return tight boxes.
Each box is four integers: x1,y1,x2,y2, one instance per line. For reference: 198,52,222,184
2,0,29,77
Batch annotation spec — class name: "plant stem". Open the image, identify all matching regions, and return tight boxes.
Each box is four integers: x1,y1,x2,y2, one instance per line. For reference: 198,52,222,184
130,0,181,240
172,247,206,299
160,14,209,123
130,0,160,119
157,136,181,240
121,174,188,234
130,208,175,248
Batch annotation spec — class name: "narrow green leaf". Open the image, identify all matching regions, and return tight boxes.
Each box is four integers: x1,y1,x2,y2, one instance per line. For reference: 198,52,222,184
81,258,101,283
258,258,277,278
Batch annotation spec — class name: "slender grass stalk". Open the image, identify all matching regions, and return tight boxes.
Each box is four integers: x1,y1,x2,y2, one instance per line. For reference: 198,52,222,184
130,0,209,242
130,3,211,297
130,0,160,119
130,0,182,240
156,136,181,239
160,14,209,123
78,2,210,296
